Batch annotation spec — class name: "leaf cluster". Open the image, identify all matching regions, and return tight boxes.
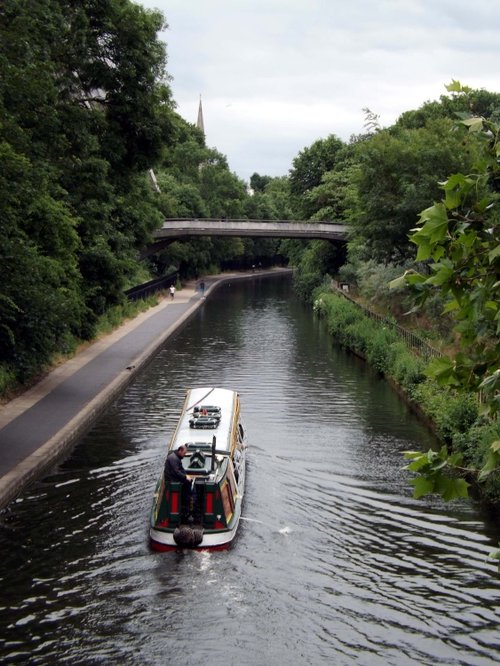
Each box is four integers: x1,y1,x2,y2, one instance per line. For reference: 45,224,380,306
393,88,500,416
404,447,469,501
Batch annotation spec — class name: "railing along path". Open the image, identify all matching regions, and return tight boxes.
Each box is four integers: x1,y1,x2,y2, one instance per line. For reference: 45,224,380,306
332,285,442,360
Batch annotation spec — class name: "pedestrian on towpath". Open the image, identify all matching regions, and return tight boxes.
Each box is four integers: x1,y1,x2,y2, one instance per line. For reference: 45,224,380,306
169,284,175,299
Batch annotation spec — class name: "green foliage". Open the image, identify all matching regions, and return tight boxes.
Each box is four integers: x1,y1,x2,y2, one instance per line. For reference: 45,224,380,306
365,326,399,374
395,82,500,420
245,177,294,222
198,149,247,217
0,364,16,396
288,84,500,521
289,134,345,218
350,117,479,263
397,84,500,129
337,258,455,339
0,0,175,387
412,382,478,442
391,344,427,393
292,241,345,302
94,294,158,337
313,292,400,371
387,83,500,509
454,421,500,474
404,447,470,501
262,177,295,220
354,260,412,304
300,143,358,222
250,173,272,193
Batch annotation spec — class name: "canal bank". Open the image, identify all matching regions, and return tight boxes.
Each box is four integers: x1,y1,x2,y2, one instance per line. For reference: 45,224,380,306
0,269,291,510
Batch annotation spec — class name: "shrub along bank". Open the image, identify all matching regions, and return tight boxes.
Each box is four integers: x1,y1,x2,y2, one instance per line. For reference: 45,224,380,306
313,290,500,503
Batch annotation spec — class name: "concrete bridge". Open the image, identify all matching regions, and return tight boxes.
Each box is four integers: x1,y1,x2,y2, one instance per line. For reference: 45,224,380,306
145,218,348,255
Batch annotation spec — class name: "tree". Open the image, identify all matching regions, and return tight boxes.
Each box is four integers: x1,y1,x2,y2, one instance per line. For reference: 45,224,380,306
250,173,272,193
198,149,247,218
391,82,500,501
0,0,174,386
301,142,359,222
351,117,479,263
292,240,345,302
289,134,345,218
396,85,500,130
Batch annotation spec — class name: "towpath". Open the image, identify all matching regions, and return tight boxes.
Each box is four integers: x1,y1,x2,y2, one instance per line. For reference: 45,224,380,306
0,269,290,509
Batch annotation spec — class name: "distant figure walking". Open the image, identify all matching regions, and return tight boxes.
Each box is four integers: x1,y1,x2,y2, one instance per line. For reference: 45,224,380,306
199,281,205,296
169,285,176,299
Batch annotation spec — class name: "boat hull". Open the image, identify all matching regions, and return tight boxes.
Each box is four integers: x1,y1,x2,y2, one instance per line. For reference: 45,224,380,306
149,514,241,551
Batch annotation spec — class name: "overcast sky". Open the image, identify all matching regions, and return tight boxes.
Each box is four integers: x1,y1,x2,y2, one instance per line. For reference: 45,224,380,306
138,0,499,183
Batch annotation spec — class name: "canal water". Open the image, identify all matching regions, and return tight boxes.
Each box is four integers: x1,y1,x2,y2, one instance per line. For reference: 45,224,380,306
0,276,499,665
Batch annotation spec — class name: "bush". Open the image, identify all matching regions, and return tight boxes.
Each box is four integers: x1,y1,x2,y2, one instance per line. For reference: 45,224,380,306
95,295,158,337
294,270,325,303
319,293,364,336
411,381,478,443
365,326,399,374
0,364,16,396
391,343,427,393
343,319,370,355
357,260,408,303
454,421,500,468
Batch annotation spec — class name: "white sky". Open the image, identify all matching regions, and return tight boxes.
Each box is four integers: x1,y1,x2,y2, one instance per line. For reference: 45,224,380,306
138,0,500,182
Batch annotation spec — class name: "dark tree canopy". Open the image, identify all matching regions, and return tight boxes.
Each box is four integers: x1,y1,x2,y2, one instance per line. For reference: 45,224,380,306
0,0,174,380
250,173,272,193
349,118,480,263
289,134,344,198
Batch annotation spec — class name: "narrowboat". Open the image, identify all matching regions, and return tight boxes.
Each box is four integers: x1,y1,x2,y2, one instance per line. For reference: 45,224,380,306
149,387,247,550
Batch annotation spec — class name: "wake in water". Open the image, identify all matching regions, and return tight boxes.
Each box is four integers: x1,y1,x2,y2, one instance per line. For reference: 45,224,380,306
240,516,292,535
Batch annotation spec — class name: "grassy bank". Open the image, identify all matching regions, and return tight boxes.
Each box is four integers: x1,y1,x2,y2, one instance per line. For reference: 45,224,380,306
313,289,500,503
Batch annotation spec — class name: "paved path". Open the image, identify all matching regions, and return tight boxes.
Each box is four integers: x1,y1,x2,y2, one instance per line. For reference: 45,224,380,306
0,269,289,509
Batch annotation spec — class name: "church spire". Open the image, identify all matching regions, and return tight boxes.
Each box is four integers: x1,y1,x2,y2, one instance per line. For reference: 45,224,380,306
196,95,205,135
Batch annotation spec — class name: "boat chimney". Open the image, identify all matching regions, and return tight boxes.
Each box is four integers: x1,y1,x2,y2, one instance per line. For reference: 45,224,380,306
211,436,216,471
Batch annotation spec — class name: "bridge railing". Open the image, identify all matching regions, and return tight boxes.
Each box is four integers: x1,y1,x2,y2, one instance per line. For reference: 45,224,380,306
162,217,344,225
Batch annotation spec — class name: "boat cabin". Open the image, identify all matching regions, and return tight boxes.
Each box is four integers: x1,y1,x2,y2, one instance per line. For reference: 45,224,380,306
150,387,246,550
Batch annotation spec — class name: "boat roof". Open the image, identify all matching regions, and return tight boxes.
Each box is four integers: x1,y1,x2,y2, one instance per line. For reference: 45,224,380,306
170,387,238,453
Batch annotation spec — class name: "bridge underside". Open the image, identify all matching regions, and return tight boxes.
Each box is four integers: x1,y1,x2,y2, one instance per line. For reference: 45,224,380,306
143,219,348,256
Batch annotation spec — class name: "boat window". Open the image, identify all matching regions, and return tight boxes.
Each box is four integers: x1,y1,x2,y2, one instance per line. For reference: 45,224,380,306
227,461,238,497
238,423,245,442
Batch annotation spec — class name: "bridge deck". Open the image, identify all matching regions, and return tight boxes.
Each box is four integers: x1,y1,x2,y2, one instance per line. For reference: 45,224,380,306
152,218,348,241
